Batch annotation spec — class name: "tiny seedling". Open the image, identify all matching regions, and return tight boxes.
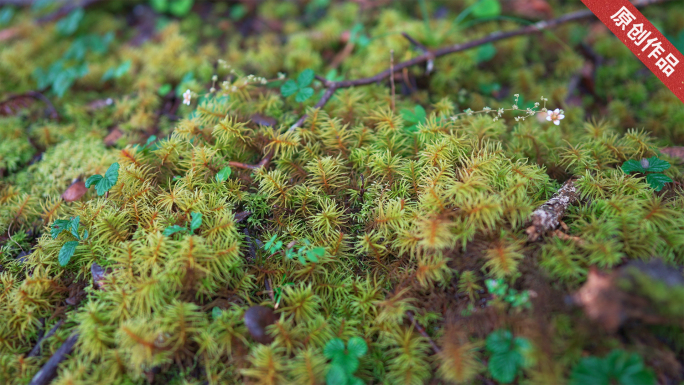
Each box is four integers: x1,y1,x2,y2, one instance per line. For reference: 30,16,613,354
569,349,655,385
400,105,426,132
150,0,194,17
163,212,202,236
486,279,531,309
485,329,532,384
215,166,232,182
85,162,120,196
134,135,158,154
51,216,89,266
280,69,315,103
262,236,325,264
101,59,131,82
324,337,368,385
621,157,672,191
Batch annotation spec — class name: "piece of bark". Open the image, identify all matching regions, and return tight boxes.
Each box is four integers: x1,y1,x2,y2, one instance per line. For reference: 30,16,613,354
526,178,580,241
28,334,78,385
61,180,87,202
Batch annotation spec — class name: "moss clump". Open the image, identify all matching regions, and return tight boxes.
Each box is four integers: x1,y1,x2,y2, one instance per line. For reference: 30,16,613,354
1,1,684,384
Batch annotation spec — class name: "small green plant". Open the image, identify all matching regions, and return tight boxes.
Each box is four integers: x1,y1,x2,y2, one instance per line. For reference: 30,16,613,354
51,216,88,266
133,136,158,154
486,279,531,309
101,59,132,82
621,157,672,191
485,329,532,384
215,166,232,182
569,350,655,385
400,105,426,132
55,8,84,36
263,235,325,264
150,0,194,17
163,212,202,236
324,336,368,385
280,69,315,103
85,162,120,196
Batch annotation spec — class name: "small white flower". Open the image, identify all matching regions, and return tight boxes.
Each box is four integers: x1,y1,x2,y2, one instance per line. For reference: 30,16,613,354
546,108,565,125
182,89,192,105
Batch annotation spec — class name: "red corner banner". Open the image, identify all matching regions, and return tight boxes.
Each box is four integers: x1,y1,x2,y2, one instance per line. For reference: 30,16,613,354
580,0,684,103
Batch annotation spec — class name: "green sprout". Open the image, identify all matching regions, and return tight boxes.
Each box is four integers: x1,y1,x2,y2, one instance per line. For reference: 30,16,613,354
215,166,232,182
621,157,672,191
51,216,89,266
400,105,426,132
324,336,368,385
486,279,531,309
280,69,315,103
163,212,202,236
85,162,120,196
150,0,194,17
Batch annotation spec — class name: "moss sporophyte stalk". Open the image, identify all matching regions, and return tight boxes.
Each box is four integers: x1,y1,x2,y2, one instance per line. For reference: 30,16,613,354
1,0,684,384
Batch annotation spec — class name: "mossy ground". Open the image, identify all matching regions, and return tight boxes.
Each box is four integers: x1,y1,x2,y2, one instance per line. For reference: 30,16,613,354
1,1,684,384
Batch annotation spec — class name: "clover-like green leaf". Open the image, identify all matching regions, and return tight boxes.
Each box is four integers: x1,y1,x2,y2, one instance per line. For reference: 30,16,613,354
295,87,314,103
216,166,232,182
621,159,645,174
59,241,80,266
488,350,520,384
331,353,359,376
347,337,367,358
646,173,672,191
280,80,299,97
297,69,315,88
324,338,346,359
486,329,513,354
643,157,670,173
96,162,119,196
190,212,202,232
70,216,81,240
326,364,347,385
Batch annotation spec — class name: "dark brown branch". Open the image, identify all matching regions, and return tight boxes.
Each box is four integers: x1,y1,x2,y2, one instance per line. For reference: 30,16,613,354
526,178,580,242
288,0,673,131
27,320,64,358
406,311,441,354
29,333,78,385
0,91,59,120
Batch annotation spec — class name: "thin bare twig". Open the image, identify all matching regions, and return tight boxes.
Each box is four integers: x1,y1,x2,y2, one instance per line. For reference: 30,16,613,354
288,0,673,132
406,310,441,354
27,320,64,358
29,333,78,385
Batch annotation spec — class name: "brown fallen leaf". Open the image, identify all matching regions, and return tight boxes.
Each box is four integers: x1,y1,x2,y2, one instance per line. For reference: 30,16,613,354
104,127,123,146
571,260,684,332
243,305,276,344
661,147,684,161
61,180,87,202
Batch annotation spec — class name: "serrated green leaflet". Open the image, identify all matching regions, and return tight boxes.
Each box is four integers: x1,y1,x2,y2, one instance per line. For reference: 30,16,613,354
190,212,202,232
280,80,298,97
216,166,232,182
646,173,672,191
295,87,314,103
488,350,520,383
297,69,314,87
621,159,645,174
163,225,187,236
59,241,79,266
643,157,670,172
486,329,512,354
87,162,119,196
70,216,80,240
324,338,345,358
51,219,71,239
346,337,367,357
